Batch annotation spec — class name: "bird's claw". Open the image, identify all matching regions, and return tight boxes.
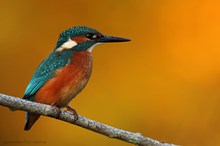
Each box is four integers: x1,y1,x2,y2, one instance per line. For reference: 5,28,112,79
66,105,78,121
52,105,61,119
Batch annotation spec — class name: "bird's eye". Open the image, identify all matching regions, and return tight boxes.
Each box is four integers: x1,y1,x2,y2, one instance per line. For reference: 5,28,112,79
86,33,103,39
86,33,93,39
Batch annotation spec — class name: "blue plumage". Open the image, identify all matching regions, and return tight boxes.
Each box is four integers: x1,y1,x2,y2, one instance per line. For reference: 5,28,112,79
23,51,73,100
23,26,99,100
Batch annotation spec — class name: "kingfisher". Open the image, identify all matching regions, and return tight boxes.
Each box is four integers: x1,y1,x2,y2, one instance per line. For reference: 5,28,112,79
23,26,130,131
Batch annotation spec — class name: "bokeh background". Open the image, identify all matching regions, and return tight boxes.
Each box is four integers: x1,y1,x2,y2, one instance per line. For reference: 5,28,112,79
1,0,220,146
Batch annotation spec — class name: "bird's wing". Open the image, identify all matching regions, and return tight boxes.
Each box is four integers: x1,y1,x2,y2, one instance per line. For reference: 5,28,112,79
23,51,73,100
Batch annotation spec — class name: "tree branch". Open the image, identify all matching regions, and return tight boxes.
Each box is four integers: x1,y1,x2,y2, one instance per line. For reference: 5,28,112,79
0,93,176,146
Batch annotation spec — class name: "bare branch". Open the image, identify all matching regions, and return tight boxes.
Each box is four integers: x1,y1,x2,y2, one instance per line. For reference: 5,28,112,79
0,93,176,146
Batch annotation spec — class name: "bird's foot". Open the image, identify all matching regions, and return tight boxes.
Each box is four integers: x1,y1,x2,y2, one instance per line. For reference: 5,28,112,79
52,105,61,119
66,105,78,121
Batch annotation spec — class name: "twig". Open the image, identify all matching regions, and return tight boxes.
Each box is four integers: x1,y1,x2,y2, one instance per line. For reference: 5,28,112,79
0,93,176,146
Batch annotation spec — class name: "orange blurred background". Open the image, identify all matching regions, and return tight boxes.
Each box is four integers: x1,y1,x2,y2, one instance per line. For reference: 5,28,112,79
1,0,220,146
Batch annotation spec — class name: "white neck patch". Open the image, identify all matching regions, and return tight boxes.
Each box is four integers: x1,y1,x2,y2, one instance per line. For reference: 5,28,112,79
87,43,101,52
56,38,78,52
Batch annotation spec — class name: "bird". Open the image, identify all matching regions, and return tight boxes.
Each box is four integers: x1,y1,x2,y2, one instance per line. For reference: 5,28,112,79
23,26,130,131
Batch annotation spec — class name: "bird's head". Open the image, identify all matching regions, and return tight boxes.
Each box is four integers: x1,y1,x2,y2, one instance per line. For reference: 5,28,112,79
54,26,130,52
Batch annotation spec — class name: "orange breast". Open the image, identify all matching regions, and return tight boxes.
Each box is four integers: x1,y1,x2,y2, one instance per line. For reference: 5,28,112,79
35,51,92,107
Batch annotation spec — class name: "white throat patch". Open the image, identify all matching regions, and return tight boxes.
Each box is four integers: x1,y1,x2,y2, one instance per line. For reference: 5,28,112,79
87,43,101,52
56,38,78,52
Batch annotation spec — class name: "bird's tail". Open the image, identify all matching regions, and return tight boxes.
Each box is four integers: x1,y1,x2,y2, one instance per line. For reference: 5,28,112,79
24,112,40,131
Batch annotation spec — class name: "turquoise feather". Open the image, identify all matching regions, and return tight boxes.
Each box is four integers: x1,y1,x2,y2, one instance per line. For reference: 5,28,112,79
23,50,73,100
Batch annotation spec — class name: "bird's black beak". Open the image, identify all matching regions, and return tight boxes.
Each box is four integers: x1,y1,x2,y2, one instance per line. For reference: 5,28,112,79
96,35,130,43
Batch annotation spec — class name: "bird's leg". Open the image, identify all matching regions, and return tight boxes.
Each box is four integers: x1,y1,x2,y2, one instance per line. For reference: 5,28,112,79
65,105,78,121
52,104,61,119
